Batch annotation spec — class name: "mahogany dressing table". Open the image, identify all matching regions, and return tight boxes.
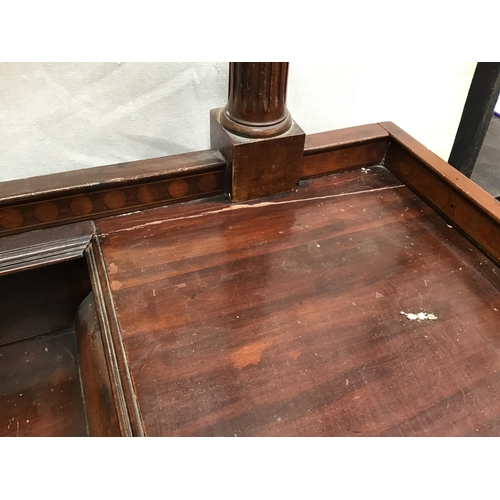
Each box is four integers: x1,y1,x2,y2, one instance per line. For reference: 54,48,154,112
1,63,499,436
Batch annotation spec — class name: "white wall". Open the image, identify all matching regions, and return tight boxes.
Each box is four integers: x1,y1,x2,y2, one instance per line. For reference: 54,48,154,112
0,62,476,183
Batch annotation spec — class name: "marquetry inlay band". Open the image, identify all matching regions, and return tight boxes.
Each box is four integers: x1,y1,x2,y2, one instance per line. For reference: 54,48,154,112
0,170,225,236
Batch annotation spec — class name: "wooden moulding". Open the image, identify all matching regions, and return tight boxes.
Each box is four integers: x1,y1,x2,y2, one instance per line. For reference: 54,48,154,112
301,123,390,178
221,63,293,138
380,121,500,265
211,108,305,202
0,221,141,436
1,119,498,267
0,221,95,275
84,236,145,436
75,292,122,436
0,123,393,236
211,62,306,202
0,150,226,236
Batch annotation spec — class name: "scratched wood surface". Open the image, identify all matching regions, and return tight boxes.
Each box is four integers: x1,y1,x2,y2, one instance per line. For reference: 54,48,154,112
0,329,88,437
96,166,500,436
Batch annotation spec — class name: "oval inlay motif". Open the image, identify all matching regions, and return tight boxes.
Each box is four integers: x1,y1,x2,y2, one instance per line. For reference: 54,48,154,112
198,174,218,193
34,202,59,222
0,208,24,229
70,196,93,216
137,185,159,204
168,180,189,198
104,190,127,209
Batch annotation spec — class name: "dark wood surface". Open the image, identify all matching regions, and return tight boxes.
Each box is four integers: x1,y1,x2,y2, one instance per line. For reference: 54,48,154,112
303,123,389,155
75,293,121,436
0,258,91,347
0,329,88,437
211,109,305,202
0,119,392,235
220,63,292,138
301,123,389,179
0,151,225,236
0,221,94,276
0,149,225,205
95,166,500,436
380,121,500,265
84,237,144,436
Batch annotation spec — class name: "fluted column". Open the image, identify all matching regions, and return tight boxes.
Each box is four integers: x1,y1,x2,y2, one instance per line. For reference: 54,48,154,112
220,62,293,138
210,62,305,202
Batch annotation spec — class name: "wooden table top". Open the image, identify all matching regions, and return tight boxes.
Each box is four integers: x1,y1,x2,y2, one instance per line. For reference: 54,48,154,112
96,166,500,436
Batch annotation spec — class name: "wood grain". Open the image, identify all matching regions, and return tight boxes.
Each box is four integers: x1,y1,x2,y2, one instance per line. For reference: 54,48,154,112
302,142,389,179
96,166,500,436
0,149,225,205
84,237,144,436
75,293,121,436
0,169,225,237
302,124,389,179
0,221,94,276
303,123,389,154
0,329,88,437
211,108,305,202
380,121,500,265
221,63,292,138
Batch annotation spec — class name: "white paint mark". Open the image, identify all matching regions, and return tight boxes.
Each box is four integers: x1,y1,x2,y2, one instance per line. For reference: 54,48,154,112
152,289,156,296
345,379,349,386
424,279,428,287
178,283,186,288
447,224,453,228
400,311,438,321
375,292,383,299
108,262,118,274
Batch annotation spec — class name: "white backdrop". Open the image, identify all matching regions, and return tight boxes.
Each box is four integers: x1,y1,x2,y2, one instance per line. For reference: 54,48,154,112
0,62,476,182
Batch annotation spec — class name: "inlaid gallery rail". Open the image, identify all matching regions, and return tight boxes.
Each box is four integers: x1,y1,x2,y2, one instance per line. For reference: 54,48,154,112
1,122,499,267
0,124,388,236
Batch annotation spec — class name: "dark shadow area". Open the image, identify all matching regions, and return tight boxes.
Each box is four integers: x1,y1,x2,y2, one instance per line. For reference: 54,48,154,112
472,114,500,199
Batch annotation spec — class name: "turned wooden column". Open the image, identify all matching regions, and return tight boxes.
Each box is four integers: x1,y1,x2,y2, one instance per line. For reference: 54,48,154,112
211,62,305,202
220,62,293,138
